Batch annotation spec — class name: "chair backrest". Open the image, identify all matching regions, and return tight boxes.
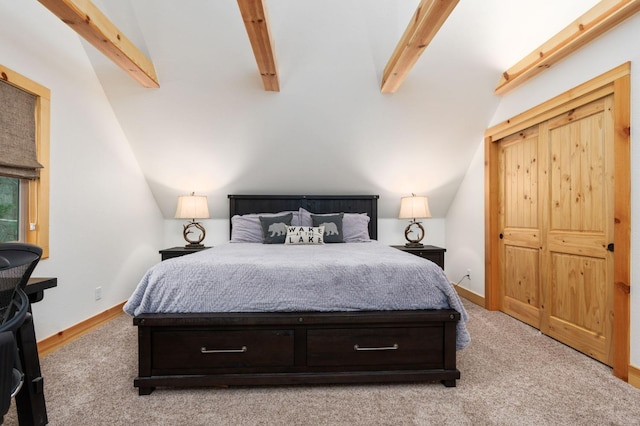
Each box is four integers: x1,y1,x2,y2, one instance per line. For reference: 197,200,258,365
0,243,42,326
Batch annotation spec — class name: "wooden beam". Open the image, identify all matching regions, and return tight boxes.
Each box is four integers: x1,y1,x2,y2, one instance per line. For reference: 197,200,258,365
237,0,279,92
37,0,159,88
495,0,640,95
381,0,459,94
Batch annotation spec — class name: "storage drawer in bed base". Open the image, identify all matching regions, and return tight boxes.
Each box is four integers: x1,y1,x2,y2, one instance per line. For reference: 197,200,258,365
133,309,461,395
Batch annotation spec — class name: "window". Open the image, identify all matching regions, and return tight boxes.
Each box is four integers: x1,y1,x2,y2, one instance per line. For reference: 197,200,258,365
0,177,22,242
0,65,50,257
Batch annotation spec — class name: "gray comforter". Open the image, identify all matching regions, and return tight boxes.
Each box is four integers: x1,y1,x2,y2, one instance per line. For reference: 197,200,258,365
124,241,470,349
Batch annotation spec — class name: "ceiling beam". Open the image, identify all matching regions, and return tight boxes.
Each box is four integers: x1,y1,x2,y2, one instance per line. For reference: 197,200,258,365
495,0,640,95
237,0,280,92
37,0,159,88
381,0,459,94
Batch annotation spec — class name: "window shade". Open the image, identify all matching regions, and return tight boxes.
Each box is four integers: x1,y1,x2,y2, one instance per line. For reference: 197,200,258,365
0,79,42,179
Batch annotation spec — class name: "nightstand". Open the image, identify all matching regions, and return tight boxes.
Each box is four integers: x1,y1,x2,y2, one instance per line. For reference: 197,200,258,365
159,246,211,261
391,245,446,270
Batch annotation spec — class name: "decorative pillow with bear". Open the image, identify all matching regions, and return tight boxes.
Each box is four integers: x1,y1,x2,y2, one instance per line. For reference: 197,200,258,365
259,213,293,244
231,211,300,243
299,208,370,242
284,226,325,245
311,213,344,243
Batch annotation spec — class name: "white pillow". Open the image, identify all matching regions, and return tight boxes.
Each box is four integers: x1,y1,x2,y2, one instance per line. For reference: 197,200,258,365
284,226,325,245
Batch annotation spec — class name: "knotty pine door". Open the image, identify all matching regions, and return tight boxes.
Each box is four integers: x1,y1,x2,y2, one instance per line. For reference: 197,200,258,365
498,96,614,365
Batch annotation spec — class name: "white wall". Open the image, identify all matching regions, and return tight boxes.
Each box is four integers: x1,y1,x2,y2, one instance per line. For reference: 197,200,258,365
0,2,164,340
86,0,500,225
445,142,485,291
446,14,640,368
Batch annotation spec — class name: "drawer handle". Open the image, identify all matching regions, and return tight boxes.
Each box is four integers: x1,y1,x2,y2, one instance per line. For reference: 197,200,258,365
354,343,399,351
200,346,247,354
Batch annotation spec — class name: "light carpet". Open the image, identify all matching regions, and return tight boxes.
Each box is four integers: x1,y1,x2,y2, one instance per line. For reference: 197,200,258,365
4,300,640,425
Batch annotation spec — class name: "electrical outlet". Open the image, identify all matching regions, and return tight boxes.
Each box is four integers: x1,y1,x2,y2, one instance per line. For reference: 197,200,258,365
467,269,471,280
95,286,102,301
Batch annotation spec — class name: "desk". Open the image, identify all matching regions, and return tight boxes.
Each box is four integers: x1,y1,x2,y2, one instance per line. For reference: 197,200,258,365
16,277,57,426
26,277,57,303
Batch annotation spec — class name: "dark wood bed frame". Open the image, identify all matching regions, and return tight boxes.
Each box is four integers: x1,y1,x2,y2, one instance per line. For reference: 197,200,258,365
133,195,461,395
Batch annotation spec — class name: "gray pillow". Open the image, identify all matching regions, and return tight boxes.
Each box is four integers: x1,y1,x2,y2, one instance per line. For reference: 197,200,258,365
342,213,371,242
311,213,344,243
231,211,300,243
301,208,370,242
298,207,313,226
259,213,293,244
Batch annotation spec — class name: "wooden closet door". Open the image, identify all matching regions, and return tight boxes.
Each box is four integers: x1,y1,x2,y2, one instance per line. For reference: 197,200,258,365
540,96,614,365
498,126,542,328
488,66,630,377
497,96,614,366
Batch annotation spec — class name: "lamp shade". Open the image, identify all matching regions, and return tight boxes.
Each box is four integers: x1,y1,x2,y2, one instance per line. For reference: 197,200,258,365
399,195,431,220
175,193,210,219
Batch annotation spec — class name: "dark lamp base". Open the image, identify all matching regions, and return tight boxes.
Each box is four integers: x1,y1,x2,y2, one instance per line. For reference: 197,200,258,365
404,242,424,248
404,221,425,248
182,221,206,248
184,243,204,249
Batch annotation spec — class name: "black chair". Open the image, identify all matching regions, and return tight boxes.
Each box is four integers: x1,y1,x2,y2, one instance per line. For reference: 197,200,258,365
0,243,42,424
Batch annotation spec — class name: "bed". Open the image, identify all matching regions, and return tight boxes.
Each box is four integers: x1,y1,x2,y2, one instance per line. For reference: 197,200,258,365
127,195,469,395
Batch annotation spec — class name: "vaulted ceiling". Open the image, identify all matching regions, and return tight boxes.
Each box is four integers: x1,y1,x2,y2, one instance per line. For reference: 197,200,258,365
35,0,632,219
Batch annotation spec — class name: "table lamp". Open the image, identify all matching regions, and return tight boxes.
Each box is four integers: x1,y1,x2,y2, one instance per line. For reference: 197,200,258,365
398,194,431,248
175,192,210,248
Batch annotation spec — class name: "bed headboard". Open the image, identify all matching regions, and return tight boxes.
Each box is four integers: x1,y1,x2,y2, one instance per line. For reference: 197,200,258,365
228,195,379,240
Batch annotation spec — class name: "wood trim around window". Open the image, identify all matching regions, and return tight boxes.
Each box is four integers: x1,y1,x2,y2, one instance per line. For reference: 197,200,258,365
0,64,50,258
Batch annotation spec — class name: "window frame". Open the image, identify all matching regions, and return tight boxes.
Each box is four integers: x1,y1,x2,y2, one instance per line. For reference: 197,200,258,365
1,65,50,258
